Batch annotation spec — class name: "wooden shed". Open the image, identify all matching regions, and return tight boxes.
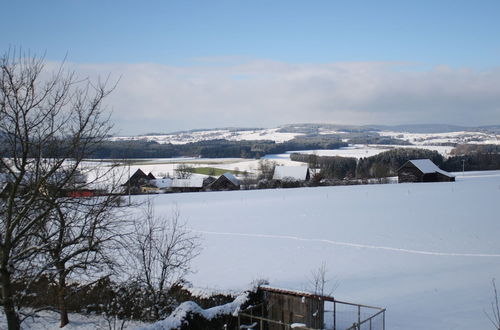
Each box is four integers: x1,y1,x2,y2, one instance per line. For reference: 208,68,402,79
397,159,455,183
260,287,324,329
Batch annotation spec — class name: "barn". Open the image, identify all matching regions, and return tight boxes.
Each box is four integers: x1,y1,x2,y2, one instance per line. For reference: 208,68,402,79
397,159,455,183
209,172,240,191
170,177,205,192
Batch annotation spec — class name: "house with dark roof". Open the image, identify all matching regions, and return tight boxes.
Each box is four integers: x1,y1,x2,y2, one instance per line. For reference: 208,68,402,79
209,172,241,191
397,159,455,183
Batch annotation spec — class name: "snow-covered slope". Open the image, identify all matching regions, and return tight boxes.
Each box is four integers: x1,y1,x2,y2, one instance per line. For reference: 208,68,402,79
110,128,302,144
110,124,500,146
139,171,500,330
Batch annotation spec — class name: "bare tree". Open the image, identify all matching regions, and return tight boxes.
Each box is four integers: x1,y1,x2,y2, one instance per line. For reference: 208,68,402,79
257,159,276,180
126,200,199,320
308,262,338,296
36,193,126,327
175,164,195,179
486,278,500,330
0,49,115,330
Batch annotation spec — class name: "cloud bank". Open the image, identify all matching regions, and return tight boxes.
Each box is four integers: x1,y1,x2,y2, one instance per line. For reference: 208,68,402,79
58,60,500,135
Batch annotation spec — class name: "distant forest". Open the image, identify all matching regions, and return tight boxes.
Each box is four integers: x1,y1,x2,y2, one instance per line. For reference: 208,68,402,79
85,132,412,159
86,135,353,159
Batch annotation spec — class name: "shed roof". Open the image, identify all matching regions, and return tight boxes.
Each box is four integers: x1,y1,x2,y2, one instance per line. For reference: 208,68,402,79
151,178,173,188
222,172,240,186
402,159,454,177
273,166,309,181
171,177,204,188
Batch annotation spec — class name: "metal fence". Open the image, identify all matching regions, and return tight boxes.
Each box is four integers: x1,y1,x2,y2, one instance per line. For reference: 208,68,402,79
237,298,385,330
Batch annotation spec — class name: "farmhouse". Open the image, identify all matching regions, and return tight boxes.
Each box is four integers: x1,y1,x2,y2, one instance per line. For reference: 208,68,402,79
122,168,149,187
209,172,240,191
140,183,160,194
150,178,173,192
397,159,455,183
272,165,310,182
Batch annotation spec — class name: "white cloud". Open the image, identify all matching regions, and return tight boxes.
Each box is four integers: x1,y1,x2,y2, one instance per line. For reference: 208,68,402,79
54,60,500,135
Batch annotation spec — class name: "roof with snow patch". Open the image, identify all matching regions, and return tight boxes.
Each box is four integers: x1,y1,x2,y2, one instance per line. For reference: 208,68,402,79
222,172,240,186
403,159,454,177
172,177,204,188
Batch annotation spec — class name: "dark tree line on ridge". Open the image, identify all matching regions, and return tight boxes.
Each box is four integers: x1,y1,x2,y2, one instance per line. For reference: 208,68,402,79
291,145,500,180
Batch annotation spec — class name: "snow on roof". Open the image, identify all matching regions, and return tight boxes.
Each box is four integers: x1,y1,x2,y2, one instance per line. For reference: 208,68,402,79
273,166,309,181
151,178,173,189
222,172,240,186
407,159,454,177
171,177,204,188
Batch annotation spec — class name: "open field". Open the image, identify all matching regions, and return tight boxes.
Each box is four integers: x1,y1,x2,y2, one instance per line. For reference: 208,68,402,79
131,170,500,330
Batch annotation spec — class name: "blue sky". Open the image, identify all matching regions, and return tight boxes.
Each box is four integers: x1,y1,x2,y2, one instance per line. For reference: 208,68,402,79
2,1,500,134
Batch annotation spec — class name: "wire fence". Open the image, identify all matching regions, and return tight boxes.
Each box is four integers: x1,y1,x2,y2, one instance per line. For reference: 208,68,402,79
237,297,385,330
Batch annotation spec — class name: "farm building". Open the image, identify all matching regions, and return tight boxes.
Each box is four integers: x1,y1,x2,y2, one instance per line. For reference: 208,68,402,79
122,168,149,187
397,159,455,183
272,166,310,182
209,172,240,191
150,178,173,192
140,183,160,194
170,176,205,192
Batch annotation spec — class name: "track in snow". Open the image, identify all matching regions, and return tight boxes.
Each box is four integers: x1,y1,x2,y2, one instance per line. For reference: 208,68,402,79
193,230,500,258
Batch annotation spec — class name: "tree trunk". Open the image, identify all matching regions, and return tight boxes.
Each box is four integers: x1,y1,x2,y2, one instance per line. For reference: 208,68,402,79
1,265,20,330
57,270,69,327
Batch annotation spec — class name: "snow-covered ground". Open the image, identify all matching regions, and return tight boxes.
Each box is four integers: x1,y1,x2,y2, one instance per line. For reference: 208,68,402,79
138,170,500,330
3,171,498,329
380,130,500,145
0,310,146,329
110,126,500,147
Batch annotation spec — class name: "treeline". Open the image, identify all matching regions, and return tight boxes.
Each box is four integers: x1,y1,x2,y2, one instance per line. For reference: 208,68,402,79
86,135,349,159
291,146,500,180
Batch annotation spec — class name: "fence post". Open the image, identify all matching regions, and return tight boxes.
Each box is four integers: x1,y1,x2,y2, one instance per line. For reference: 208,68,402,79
333,300,336,330
383,310,385,330
358,305,361,329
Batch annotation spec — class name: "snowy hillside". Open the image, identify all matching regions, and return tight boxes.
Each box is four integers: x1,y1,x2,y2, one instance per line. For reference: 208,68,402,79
136,171,500,330
110,124,500,146
110,128,302,144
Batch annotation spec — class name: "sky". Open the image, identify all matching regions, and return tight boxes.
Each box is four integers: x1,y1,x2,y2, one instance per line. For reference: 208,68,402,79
2,0,500,135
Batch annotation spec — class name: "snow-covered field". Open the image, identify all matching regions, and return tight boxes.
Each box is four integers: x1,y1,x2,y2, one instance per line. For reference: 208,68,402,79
110,126,500,147
140,170,500,330
3,171,499,329
380,130,500,146
110,128,302,144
